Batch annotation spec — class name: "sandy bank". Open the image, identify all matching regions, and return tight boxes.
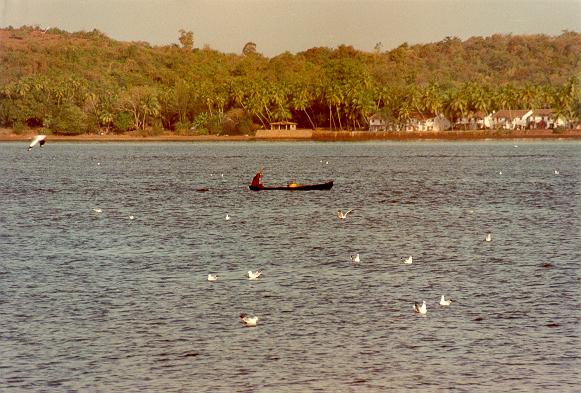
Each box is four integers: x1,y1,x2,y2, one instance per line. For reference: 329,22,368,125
1,128,579,142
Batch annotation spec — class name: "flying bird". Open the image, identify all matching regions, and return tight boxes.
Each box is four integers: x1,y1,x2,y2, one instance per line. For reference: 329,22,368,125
247,270,262,280
402,256,413,264
414,301,427,315
239,313,258,327
207,274,218,282
439,295,452,306
337,209,354,220
28,135,46,151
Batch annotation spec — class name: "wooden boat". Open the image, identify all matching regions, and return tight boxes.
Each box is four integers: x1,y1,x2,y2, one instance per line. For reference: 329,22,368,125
249,180,333,191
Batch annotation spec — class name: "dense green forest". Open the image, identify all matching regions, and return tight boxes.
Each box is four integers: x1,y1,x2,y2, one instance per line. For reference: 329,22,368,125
1,26,579,135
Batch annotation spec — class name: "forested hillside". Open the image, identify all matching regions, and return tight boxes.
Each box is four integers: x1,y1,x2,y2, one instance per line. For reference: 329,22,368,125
1,26,579,134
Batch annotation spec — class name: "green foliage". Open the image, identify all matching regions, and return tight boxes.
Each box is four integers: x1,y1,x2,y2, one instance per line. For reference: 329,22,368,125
0,26,579,134
113,112,133,133
191,112,224,135
49,105,88,134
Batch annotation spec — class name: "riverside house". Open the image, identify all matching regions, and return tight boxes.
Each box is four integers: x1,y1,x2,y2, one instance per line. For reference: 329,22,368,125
455,111,493,130
529,109,566,129
491,109,532,130
405,113,451,132
270,121,297,131
368,112,451,132
368,113,388,131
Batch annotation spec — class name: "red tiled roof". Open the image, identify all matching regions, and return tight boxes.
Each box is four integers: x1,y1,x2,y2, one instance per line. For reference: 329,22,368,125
531,108,553,116
409,112,436,120
492,109,530,119
369,113,386,121
470,111,487,119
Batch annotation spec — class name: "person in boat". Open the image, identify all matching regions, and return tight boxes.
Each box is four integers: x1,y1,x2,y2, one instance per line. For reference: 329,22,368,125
251,169,263,188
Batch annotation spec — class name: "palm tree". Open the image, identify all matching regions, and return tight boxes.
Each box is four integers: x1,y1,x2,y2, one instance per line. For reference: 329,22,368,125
290,84,316,129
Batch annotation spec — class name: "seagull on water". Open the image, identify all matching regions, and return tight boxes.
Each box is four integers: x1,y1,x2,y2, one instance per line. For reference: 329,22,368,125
554,170,559,175
337,209,354,220
129,215,135,220
240,313,258,327
27,135,46,151
414,301,427,315
351,253,360,263
247,270,262,280
440,295,452,306
225,214,230,221
485,232,492,242
402,256,413,264
92,208,102,213
207,274,218,282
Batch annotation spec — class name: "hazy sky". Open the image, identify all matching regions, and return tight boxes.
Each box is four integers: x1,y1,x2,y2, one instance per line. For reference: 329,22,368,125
1,0,579,56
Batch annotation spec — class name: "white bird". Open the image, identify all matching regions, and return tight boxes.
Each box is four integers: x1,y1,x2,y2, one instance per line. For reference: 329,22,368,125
240,313,258,327
207,274,218,282
325,161,329,165
225,214,230,221
414,301,427,315
440,295,452,306
28,135,47,151
337,209,354,220
129,215,135,220
485,232,492,242
351,253,360,263
498,171,502,175
402,256,413,264
92,208,102,213
554,170,559,175
247,270,262,280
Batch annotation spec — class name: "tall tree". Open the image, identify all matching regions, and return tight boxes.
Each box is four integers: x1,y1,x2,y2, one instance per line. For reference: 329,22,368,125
178,29,194,50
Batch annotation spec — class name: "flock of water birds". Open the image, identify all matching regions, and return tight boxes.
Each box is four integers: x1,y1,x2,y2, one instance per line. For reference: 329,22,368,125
209,204,492,327
26,135,562,327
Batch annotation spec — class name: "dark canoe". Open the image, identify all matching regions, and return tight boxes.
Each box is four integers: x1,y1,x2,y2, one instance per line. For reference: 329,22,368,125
249,181,334,191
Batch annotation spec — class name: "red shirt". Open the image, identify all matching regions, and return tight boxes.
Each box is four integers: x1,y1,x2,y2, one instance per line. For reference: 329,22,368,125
251,173,262,187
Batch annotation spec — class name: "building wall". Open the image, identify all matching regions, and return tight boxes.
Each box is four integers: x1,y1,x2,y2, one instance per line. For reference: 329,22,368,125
255,129,313,139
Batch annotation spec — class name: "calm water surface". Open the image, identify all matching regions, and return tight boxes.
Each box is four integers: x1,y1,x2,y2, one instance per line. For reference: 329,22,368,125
0,141,579,392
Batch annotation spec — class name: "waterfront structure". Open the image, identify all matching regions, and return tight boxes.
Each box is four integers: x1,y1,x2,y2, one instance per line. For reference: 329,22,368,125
270,121,297,131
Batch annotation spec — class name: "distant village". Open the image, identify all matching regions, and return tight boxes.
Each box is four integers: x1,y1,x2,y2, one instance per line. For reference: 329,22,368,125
366,108,573,132
266,108,576,134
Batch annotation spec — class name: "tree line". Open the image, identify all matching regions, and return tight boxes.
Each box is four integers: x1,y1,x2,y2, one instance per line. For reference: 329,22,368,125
1,26,579,135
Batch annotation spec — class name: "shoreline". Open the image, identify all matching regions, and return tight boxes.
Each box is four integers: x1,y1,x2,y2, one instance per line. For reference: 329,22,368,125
1,128,579,142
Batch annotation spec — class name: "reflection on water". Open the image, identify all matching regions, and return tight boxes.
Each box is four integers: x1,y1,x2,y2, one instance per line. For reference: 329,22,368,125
0,141,579,391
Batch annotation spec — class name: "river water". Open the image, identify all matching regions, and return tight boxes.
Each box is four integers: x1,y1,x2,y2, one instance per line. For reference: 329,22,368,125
0,141,579,392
